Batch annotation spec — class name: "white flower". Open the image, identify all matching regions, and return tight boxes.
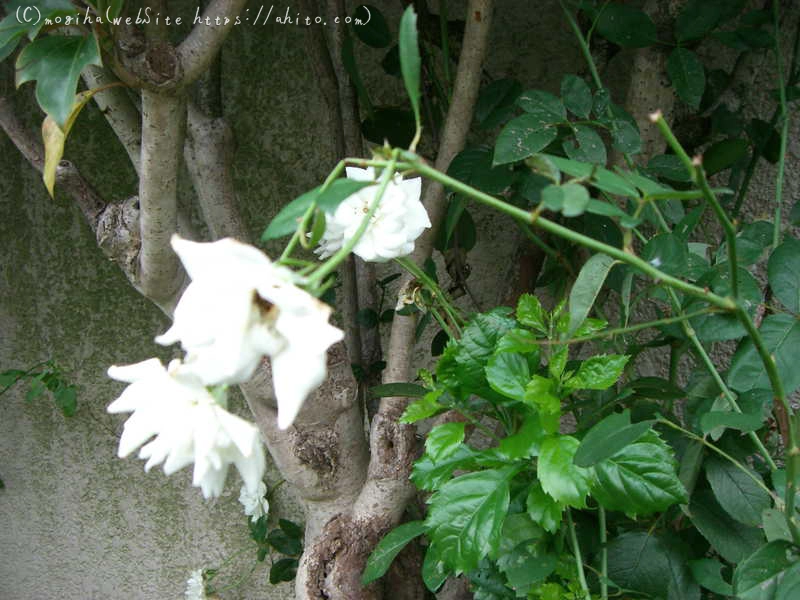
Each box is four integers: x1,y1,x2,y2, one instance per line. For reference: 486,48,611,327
155,235,344,429
107,358,266,499
185,569,206,600
239,481,270,522
315,166,430,262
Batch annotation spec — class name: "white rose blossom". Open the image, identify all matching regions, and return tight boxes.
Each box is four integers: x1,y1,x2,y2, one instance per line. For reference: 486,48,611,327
238,481,270,522
155,235,344,429
184,569,206,600
107,358,266,499
315,166,430,262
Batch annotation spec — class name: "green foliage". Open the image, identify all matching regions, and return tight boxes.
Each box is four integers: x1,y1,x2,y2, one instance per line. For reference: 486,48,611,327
361,521,426,584
1,360,78,417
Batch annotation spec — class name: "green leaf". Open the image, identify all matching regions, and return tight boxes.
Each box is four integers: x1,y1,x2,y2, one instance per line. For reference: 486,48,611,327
497,544,557,594
493,115,558,166
353,5,391,48
717,220,773,266
412,445,477,491
267,529,303,556
702,138,749,176
594,3,657,48
563,124,607,165
448,147,516,195
704,456,770,527
476,78,522,129
574,410,653,467
421,543,448,592
425,422,466,462
361,521,427,584
538,435,592,508
689,558,733,596
547,346,568,381
560,75,592,118
591,430,687,516
728,314,800,395
777,563,800,600
425,467,517,573
700,410,763,435
16,34,102,128
400,390,444,423
516,90,566,125
524,376,560,434
564,355,629,391
606,532,699,599
262,179,373,240
641,233,689,277
25,378,46,402
610,119,642,155
526,483,562,533
398,6,421,132
676,0,738,42
567,253,616,338
689,490,764,563
269,558,299,584
486,352,530,402
361,107,416,148
543,155,639,197
733,541,796,600
667,48,706,110
370,382,427,398
516,294,547,333
648,154,693,182
560,183,590,217
496,328,540,355
279,519,303,539
497,414,545,460
768,239,800,313
54,385,77,417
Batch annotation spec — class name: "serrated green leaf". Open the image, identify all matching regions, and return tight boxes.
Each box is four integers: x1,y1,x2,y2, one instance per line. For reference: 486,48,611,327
497,413,545,460
362,521,427,584
526,483,562,533
689,490,764,563
564,354,628,391
676,0,740,42
560,183,590,217
560,75,592,119
411,445,477,491
425,467,517,574
448,147,517,195
591,431,687,516
494,115,558,165
567,253,615,338
398,6,421,132
768,239,800,313
733,541,796,600
524,376,560,434
728,314,800,395
267,528,303,556
486,352,530,402
538,435,592,508
475,78,523,129
425,422,466,462
262,179,374,240
516,294,547,333
704,456,770,527
667,48,706,110
575,410,654,467
496,328,540,355
16,34,102,128
400,390,445,423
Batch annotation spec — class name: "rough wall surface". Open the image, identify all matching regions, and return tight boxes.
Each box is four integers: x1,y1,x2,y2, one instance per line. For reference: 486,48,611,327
0,1,797,599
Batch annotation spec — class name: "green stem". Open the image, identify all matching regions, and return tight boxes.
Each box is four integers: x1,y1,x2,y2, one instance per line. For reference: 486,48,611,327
599,506,608,600
395,256,463,334
306,153,399,287
560,1,602,90
566,508,591,600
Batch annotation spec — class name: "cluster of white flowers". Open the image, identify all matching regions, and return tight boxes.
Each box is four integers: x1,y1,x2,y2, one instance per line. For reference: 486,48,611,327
238,481,270,522
315,166,430,262
106,236,343,499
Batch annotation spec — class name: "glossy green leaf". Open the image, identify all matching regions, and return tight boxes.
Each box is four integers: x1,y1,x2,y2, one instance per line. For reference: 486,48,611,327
595,3,657,48
516,294,547,333
400,390,445,424
353,5,391,48
538,435,592,508
728,314,800,394
526,483,562,533
496,328,540,355
567,253,616,337
398,6,421,131
574,409,653,467
591,430,687,516
689,490,764,563
524,376,560,434
262,179,373,240
543,155,639,197
768,239,800,313
411,445,477,491
497,543,557,593
641,233,689,277
717,220,773,266
425,467,517,573
494,115,558,165
560,75,592,118
689,558,733,596
16,34,102,128
486,352,530,402
362,521,427,584
563,124,607,165
425,422,466,462
667,48,706,110
705,456,770,527
421,543,448,592
516,90,566,125
733,541,796,600
564,354,629,391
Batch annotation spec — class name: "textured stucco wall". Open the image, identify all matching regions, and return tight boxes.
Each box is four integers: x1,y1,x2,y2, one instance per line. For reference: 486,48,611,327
1,1,796,599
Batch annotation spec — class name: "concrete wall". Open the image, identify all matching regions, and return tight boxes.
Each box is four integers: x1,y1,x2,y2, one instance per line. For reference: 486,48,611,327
1,1,796,599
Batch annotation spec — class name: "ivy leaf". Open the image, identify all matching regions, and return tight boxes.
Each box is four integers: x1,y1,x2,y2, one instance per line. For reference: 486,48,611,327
728,314,800,395
574,409,654,467
768,239,800,313
564,355,629,391
526,483,563,533
594,3,657,48
538,435,592,508
486,352,530,402
425,467,518,574
425,422,466,462
733,541,796,600
567,253,616,338
262,179,373,240
362,521,427,584
493,115,558,166
667,48,706,110
398,6,421,132
560,75,592,118
704,456,770,527
16,34,102,129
